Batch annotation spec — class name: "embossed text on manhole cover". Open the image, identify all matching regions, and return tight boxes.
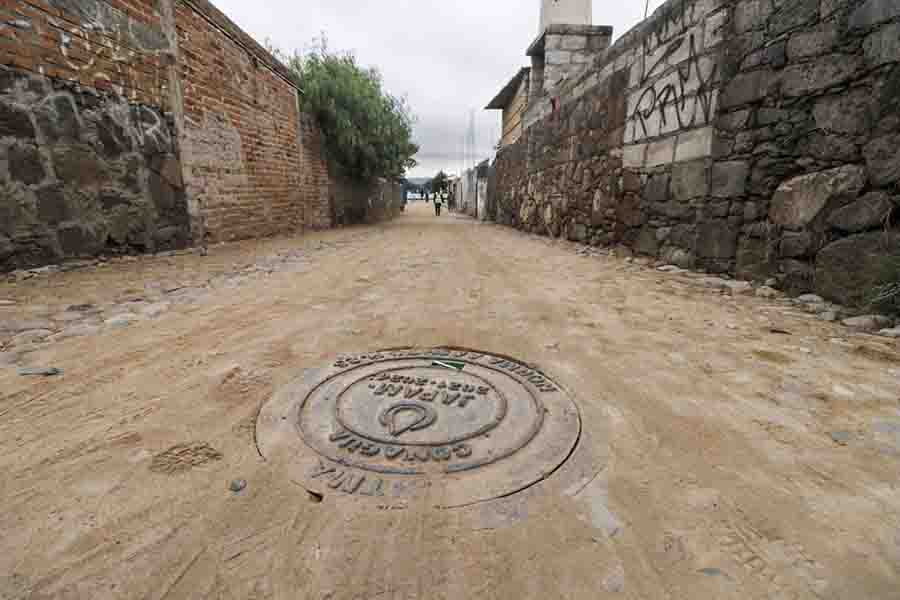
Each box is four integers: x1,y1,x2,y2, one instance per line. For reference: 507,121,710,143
256,348,581,508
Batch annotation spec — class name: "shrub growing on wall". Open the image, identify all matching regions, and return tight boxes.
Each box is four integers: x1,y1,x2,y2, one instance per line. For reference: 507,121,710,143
869,252,900,317
274,37,418,182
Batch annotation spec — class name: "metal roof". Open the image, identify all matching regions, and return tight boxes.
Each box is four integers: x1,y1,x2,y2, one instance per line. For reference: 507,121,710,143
485,67,531,110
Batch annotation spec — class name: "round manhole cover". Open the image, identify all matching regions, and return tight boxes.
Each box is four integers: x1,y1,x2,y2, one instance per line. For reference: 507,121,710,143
256,348,581,508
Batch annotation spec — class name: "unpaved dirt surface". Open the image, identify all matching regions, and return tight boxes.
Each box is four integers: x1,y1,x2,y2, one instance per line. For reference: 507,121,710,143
2,202,900,599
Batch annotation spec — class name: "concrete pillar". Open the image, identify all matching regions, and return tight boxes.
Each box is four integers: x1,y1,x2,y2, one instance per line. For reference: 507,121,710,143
540,0,592,32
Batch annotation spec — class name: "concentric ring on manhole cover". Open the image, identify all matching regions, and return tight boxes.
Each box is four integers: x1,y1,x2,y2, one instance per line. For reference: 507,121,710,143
256,348,581,508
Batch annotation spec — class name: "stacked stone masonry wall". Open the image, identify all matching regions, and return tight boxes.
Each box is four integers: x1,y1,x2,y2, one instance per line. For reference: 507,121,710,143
0,0,337,271
0,0,189,269
330,176,403,226
494,0,900,306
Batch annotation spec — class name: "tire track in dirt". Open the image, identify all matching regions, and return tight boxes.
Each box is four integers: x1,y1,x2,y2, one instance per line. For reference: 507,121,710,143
2,206,899,598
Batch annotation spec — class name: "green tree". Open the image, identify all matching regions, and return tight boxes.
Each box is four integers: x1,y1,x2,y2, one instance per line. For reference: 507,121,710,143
274,37,418,182
431,170,449,194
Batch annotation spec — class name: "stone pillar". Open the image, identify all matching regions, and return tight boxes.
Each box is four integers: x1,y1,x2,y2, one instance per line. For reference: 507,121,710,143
159,0,205,244
527,25,613,98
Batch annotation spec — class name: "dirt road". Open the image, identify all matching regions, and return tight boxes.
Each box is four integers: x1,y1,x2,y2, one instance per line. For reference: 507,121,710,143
2,202,899,599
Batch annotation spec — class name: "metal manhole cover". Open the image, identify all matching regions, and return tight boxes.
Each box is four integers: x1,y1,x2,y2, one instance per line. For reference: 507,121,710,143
256,348,581,508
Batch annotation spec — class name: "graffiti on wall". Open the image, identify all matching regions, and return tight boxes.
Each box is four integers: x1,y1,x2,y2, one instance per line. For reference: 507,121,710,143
639,0,695,60
24,87,172,163
59,30,137,101
628,34,719,142
625,0,720,144
50,0,169,101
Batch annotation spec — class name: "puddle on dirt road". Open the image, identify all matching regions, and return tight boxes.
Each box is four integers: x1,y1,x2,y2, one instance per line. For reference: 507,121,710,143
256,347,588,510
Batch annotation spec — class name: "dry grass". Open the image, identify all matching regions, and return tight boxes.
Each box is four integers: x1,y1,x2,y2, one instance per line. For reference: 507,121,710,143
868,251,900,317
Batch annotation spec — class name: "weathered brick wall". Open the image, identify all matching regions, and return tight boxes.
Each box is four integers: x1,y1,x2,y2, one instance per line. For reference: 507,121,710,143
298,112,331,230
1,0,171,107
0,0,189,270
0,0,338,271
174,0,331,242
493,0,900,306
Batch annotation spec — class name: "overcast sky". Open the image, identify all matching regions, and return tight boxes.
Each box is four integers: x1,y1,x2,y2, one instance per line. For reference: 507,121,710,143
214,0,667,178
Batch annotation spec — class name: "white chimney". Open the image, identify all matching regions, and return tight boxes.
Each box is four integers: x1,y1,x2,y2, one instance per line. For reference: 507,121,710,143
540,0,592,32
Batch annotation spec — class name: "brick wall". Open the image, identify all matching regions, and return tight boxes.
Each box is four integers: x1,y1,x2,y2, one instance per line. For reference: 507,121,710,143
297,111,331,230
174,0,331,242
0,0,340,271
0,0,171,107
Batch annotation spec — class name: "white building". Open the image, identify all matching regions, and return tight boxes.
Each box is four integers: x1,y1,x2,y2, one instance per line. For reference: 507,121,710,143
540,0,592,32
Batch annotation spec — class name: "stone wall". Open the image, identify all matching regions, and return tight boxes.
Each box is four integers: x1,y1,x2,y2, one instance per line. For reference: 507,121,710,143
330,177,403,226
0,0,189,270
493,0,900,306
714,0,900,302
0,0,337,271
368,180,404,222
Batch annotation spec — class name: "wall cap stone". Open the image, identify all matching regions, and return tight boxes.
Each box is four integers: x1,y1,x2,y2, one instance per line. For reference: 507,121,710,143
181,0,299,90
527,25,614,57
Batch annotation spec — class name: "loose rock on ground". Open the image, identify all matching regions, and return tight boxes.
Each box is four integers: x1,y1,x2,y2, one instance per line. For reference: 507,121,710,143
1,204,899,599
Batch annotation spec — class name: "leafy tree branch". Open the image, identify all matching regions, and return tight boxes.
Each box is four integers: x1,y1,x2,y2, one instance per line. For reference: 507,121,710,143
270,36,419,182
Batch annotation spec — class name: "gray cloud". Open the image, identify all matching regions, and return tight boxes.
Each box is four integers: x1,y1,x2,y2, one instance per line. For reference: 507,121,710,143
213,0,667,178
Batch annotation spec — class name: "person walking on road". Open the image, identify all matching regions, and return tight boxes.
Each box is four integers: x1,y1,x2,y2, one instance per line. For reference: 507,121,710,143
434,190,444,216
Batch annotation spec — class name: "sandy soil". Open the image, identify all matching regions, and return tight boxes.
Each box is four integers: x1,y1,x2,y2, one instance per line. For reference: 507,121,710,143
2,202,899,599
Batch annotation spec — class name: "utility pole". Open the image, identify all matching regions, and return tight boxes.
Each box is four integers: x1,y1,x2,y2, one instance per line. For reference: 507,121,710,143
468,108,478,220
473,108,478,164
